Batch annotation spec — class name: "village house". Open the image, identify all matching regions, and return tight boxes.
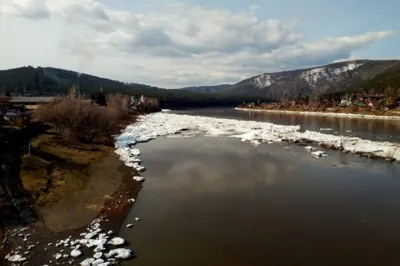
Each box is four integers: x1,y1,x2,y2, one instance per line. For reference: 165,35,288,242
2,110,31,128
9,96,60,110
1,96,57,129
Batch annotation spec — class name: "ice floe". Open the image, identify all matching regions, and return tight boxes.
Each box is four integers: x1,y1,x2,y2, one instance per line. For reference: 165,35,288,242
115,112,400,163
133,176,145,182
311,150,328,158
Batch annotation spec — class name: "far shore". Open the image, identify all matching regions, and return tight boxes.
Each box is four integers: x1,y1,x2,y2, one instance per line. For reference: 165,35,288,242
235,107,400,120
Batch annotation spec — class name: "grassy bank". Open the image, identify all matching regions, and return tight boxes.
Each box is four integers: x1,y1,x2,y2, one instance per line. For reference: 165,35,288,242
19,112,138,230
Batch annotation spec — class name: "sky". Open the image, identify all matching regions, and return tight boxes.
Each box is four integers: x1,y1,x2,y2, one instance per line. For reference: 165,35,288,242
0,0,399,88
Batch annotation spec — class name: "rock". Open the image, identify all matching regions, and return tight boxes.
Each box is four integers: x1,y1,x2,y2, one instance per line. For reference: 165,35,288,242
135,217,140,221
126,224,133,228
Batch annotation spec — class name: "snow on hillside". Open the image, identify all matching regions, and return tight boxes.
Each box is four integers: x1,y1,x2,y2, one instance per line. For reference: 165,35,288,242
252,62,364,89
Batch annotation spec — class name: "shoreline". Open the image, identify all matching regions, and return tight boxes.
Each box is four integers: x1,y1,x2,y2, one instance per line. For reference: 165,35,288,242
1,113,143,265
234,107,400,120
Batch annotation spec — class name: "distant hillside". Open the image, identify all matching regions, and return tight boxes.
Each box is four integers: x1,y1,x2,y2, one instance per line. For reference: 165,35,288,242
0,66,266,107
346,63,400,94
181,84,231,93
191,60,400,100
0,66,160,96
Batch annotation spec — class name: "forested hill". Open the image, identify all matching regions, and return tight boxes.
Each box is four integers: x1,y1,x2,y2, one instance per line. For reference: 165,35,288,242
0,66,268,107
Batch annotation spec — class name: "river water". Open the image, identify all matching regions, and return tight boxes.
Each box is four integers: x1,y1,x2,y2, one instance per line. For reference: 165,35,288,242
120,109,400,266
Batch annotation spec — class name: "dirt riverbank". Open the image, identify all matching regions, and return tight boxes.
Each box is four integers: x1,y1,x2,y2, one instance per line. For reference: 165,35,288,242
0,114,142,265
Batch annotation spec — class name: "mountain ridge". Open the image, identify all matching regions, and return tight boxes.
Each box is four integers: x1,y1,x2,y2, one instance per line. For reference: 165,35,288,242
183,59,400,99
1,59,400,101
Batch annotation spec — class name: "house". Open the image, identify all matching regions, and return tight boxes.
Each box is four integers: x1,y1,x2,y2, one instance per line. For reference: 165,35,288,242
9,96,60,110
339,99,352,107
367,100,380,109
0,97,12,113
2,110,31,128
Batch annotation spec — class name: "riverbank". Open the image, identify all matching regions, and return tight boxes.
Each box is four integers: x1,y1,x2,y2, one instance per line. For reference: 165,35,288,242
235,107,400,120
1,113,144,265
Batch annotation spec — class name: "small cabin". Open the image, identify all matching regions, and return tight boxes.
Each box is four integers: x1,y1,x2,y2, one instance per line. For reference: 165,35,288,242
3,110,31,128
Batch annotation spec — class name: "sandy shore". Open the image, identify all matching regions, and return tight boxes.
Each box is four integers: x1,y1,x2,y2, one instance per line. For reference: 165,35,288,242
235,107,400,120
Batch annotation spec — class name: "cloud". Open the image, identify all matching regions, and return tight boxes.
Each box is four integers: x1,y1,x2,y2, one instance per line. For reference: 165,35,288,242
0,0,397,88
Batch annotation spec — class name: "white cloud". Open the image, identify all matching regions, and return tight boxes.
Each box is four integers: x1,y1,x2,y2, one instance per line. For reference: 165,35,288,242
0,0,397,88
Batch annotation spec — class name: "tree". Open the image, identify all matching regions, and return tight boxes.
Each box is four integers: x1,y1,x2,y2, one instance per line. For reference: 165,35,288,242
34,98,117,143
96,91,107,106
90,94,96,104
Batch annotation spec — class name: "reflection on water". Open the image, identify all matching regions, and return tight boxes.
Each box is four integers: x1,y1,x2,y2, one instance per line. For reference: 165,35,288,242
173,108,400,142
122,137,400,266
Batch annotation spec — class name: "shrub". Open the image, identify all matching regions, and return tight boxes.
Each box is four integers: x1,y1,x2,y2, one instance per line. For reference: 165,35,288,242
34,98,116,143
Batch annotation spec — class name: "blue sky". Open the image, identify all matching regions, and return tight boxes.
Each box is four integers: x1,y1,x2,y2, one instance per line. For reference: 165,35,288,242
1,0,399,88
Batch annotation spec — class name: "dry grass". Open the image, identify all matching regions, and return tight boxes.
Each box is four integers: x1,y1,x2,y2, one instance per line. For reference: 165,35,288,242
21,158,87,206
21,133,105,206
31,134,107,165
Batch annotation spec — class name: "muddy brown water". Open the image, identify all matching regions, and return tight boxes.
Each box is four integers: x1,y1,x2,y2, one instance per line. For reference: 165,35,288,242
120,136,400,266
173,108,400,143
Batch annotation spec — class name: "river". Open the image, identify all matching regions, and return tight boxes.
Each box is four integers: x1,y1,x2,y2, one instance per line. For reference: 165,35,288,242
120,109,400,266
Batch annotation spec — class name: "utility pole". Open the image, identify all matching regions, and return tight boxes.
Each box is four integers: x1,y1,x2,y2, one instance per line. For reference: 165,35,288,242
77,73,81,99
28,141,32,156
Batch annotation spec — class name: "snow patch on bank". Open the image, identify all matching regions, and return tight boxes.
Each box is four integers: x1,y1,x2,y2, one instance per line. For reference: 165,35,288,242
115,112,400,162
235,107,400,120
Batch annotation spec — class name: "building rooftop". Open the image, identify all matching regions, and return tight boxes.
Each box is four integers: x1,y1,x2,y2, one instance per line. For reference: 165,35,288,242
0,97,12,103
9,96,60,103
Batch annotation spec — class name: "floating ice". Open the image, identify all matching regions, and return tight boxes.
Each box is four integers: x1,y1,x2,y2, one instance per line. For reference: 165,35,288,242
7,254,27,262
70,249,82,257
126,224,133,228
130,149,141,156
115,112,400,162
109,237,125,246
135,217,140,221
133,176,145,182
81,258,95,266
93,252,103,259
92,258,105,266
106,248,132,259
305,146,317,152
311,151,328,158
